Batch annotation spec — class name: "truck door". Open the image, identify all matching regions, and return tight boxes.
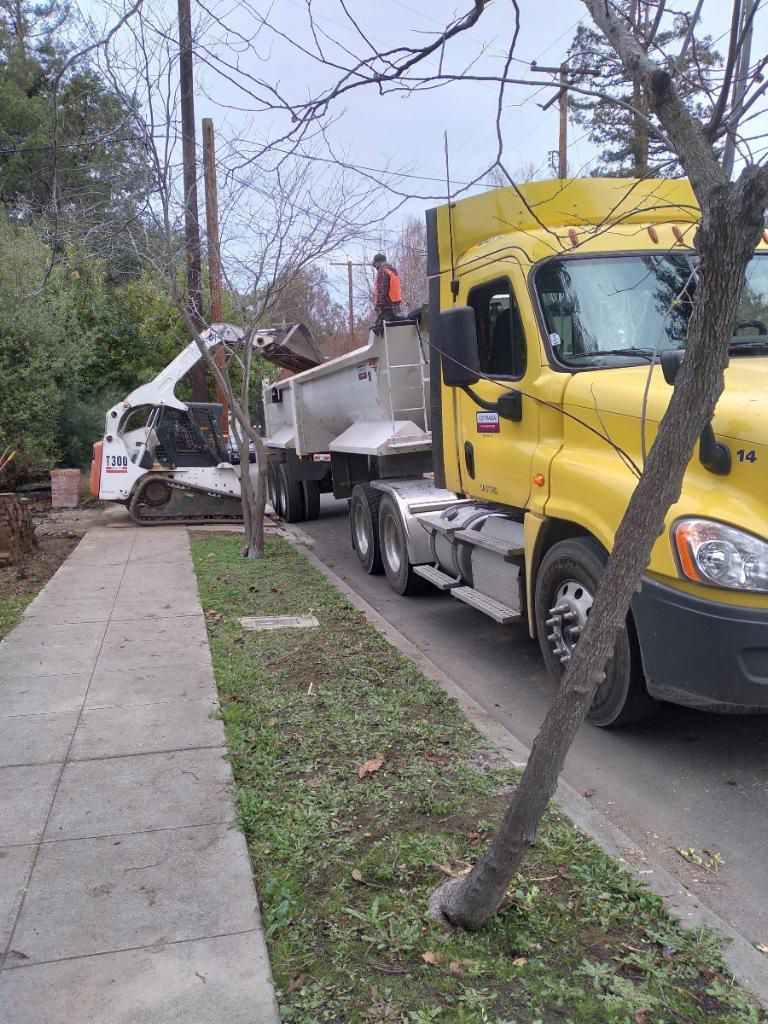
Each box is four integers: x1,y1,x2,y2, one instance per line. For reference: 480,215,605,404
454,272,539,509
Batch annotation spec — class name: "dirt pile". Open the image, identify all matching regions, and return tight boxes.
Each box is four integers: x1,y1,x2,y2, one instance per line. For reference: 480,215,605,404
0,493,37,567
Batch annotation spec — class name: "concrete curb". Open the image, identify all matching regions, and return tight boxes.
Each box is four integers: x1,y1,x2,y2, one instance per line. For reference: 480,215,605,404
285,524,768,1007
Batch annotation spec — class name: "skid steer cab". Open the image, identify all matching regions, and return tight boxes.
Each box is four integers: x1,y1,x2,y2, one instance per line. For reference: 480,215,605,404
91,323,258,525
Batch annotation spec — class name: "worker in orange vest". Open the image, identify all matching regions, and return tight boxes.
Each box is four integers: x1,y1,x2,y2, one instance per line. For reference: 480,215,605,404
371,253,403,327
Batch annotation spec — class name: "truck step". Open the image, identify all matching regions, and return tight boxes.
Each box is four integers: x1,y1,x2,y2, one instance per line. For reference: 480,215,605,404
413,564,461,590
453,529,524,560
415,507,474,536
451,586,522,624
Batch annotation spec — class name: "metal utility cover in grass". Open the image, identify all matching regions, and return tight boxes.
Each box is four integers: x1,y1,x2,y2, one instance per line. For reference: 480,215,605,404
238,615,319,631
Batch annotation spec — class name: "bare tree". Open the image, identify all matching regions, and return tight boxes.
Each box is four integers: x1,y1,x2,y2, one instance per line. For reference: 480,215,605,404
83,0,394,557
390,216,428,312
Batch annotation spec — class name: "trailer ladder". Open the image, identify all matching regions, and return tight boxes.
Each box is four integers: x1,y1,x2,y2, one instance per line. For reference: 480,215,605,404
380,323,429,443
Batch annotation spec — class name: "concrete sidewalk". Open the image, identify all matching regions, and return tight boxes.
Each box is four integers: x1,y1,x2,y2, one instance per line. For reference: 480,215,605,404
0,527,280,1023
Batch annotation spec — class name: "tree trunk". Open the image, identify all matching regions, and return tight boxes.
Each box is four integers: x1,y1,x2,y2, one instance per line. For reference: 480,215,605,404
173,304,269,560
430,172,767,930
232,337,267,559
632,74,649,176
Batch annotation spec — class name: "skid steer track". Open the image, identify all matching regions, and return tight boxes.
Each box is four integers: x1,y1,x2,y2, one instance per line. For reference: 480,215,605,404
128,475,243,526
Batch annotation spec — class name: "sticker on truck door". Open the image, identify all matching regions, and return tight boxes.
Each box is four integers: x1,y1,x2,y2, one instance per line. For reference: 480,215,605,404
476,411,500,433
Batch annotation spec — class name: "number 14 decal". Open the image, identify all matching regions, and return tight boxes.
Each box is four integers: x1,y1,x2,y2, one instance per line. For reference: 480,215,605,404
737,449,757,463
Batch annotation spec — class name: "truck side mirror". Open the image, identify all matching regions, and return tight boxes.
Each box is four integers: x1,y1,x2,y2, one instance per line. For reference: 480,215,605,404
661,347,731,475
661,349,683,386
438,307,480,387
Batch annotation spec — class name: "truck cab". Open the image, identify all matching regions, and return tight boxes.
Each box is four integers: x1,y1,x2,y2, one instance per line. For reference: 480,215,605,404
427,177,768,723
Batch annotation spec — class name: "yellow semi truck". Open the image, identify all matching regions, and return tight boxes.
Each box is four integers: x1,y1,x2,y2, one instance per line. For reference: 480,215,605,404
264,177,768,727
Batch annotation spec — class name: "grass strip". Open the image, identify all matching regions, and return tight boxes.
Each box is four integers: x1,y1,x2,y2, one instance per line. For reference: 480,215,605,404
192,535,766,1024
0,594,33,640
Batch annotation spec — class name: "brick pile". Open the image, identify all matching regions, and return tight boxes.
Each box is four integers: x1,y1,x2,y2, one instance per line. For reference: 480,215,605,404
0,494,37,567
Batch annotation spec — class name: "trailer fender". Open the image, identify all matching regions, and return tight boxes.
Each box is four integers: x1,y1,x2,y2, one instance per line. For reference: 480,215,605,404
370,480,461,565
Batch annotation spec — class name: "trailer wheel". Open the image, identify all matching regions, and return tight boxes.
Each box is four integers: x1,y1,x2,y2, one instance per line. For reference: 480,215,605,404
277,464,305,523
349,484,383,574
534,537,657,727
379,495,429,596
302,480,321,521
268,466,284,520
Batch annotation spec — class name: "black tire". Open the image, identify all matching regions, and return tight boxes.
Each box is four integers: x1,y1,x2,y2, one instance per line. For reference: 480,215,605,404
277,463,305,523
349,484,383,574
534,537,658,728
302,480,321,521
267,464,282,518
378,495,430,596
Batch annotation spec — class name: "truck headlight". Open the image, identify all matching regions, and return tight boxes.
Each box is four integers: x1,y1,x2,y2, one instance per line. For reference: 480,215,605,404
672,519,768,592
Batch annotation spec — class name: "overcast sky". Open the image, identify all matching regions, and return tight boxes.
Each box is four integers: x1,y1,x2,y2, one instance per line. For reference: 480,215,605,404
83,1,768,293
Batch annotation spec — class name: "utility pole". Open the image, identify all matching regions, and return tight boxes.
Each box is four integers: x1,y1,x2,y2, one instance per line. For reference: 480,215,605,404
331,259,369,348
535,63,599,180
177,0,206,401
723,0,755,180
558,64,568,179
538,64,569,179
202,117,229,433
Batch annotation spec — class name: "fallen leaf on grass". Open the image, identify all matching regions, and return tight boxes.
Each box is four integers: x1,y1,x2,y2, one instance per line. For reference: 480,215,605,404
422,951,444,965
756,943,768,954
267,718,277,728
307,681,315,695
512,957,527,967
358,753,384,780
306,778,321,789
449,961,461,976
634,1011,651,1024
351,869,363,882
287,974,306,993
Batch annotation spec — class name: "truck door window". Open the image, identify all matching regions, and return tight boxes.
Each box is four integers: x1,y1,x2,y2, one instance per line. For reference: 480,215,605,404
736,255,768,332
468,277,527,379
536,255,695,367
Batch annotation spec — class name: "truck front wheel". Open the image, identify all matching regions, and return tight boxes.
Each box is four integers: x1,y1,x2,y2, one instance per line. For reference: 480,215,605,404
534,537,657,727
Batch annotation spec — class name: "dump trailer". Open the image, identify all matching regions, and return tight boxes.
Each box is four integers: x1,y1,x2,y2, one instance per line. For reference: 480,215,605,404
264,177,768,727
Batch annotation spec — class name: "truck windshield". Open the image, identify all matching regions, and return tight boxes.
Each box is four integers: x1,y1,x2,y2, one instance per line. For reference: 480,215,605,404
536,253,768,367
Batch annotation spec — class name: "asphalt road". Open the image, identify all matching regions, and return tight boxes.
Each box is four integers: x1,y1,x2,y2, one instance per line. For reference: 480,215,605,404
301,494,768,949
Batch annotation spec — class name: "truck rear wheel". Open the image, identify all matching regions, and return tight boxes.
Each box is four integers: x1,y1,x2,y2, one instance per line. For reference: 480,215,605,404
277,464,305,523
350,484,383,574
267,464,282,518
534,537,658,728
302,480,321,521
379,495,430,596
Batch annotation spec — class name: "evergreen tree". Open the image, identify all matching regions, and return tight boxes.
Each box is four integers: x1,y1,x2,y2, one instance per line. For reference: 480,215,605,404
567,2,719,176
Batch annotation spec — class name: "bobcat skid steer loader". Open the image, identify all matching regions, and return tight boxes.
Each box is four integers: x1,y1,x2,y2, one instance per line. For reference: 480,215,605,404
90,322,322,525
